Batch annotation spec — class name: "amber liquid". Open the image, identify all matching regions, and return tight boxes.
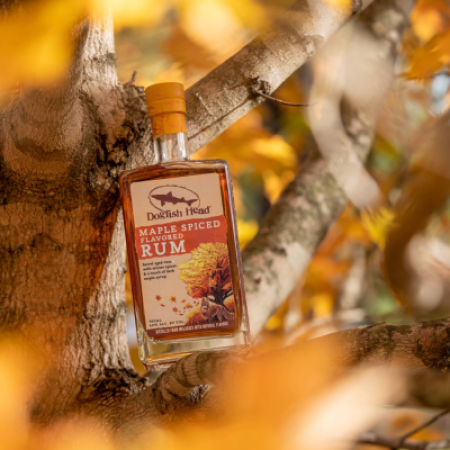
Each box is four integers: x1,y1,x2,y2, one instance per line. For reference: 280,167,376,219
119,160,246,344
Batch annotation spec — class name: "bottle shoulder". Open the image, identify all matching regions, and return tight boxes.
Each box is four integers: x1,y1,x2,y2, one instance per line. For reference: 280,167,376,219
119,159,230,185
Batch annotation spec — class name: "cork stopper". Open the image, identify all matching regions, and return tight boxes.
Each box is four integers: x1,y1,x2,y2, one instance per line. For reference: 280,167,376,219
145,82,187,137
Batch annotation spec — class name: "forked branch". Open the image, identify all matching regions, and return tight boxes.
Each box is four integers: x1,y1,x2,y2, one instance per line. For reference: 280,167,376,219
242,0,413,336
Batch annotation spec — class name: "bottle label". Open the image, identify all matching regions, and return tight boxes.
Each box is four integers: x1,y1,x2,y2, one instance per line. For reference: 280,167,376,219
130,173,237,338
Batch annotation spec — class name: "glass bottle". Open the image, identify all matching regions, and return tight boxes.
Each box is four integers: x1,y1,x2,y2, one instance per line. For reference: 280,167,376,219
119,82,251,371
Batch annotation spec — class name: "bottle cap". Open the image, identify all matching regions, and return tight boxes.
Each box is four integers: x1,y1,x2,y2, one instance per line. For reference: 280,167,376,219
145,82,187,137
145,82,186,117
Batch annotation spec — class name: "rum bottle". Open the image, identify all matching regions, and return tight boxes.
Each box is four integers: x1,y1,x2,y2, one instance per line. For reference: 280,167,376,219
119,82,251,371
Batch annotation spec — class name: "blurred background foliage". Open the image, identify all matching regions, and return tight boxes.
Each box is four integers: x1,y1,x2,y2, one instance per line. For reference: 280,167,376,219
2,0,450,447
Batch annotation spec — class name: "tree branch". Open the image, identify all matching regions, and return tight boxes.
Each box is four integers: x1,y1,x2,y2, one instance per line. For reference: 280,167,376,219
84,351,237,430
243,0,414,337
114,317,450,429
243,155,350,336
295,319,450,370
185,0,374,153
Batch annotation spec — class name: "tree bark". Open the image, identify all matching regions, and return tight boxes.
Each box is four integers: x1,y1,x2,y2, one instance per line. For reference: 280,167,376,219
296,319,450,370
0,0,416,428
0,11,151,422
140,318,450,421
184,0,374,152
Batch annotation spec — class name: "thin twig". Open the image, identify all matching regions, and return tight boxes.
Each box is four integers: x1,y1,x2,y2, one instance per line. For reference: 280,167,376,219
358,432,450,450
124,70,138,86
399,409,450,445
358,410,450,450
254,89,314,107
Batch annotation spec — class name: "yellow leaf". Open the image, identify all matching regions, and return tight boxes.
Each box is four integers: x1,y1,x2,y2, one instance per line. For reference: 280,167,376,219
93,0,170,29
237,219,258,249
322,0,352,14
262,169,295,203
0,0,86,89
265,299,289,331
361,207,395,249
178,0,266,55
411,0,450,43
178,0,244,54
251,136,297,168
409,31,450,78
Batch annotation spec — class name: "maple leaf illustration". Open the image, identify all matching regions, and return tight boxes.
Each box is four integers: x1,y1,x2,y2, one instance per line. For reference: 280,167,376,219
155,295,162,301
173,307,178,312
170,295,177,302
160,304,165,307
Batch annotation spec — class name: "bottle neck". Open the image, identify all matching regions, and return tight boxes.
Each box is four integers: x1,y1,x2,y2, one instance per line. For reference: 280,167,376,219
153,132,189,163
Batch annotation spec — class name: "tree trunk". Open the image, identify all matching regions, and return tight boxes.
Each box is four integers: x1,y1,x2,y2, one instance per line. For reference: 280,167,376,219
0,0,418,428
0,13,151,421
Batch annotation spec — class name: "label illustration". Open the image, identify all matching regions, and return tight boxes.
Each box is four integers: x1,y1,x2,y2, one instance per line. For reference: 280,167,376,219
130,173,236,338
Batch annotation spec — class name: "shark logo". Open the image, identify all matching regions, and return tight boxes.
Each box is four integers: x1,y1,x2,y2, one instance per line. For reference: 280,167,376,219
151,191,198,208
148,184,201,212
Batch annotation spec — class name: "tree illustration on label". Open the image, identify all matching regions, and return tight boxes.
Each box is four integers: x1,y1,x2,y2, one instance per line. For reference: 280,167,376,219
178,243,233,305
178,242,236,326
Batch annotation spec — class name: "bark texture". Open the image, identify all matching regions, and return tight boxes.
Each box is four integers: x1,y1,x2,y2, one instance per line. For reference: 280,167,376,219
185,0,373,152
0,12,152,421
300,319,450,370
0,0,423,430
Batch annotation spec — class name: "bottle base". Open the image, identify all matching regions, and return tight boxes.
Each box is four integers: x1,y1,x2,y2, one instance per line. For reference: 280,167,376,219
138,325,251,371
